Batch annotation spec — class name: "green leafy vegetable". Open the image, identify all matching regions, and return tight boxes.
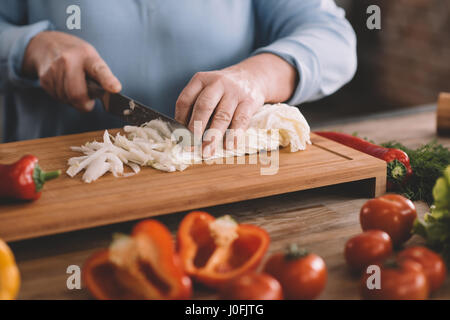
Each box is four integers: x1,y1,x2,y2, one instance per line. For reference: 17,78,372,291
381,141,450,205
413,166,450,262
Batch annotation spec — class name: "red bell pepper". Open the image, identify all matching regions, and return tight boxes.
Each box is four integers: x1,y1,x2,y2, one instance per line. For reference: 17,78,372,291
83,220,192,300
0,155,60,201
177,211,270,288
315,132,413,190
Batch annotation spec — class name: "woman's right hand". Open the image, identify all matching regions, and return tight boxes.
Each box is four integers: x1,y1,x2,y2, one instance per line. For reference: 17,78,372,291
22,31,121,112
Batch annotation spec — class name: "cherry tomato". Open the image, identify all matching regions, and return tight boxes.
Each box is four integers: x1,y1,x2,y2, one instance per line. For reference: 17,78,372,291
360,194,417,246
345,230,393,271
361,260,429,300
398,246,447,293
264,245,327,300
219,273,283,300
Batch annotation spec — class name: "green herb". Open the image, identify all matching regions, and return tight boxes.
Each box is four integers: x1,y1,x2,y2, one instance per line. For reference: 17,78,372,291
381,140,450,205
413,166,450,262
352,131,375,144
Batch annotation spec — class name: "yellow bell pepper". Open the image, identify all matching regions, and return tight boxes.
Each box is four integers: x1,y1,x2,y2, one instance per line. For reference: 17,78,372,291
0,239,20,300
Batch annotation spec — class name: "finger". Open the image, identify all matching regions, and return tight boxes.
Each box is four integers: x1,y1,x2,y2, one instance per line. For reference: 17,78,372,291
226,101,257,149
84,52,121,93
40,71,59,102
188,82,224,138
54,62,69,104
65,68,95,112
175,76,204,125
230,101,256,131
202,131,221,159
203,94,238,157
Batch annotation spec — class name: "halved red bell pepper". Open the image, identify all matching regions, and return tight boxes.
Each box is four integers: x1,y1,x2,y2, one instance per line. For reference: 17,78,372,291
83,220,192,300
177,211,270,288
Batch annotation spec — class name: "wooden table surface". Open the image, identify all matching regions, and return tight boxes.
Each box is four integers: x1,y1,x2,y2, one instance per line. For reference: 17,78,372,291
7,105,450,300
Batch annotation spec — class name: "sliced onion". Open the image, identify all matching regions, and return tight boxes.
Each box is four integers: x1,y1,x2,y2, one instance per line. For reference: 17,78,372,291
67,104,310,183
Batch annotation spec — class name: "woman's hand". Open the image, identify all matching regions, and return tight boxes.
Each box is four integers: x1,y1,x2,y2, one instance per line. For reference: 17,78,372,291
22,31,121,112
175,53,297,157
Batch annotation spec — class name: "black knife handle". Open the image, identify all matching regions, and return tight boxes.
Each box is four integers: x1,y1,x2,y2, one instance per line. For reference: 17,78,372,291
86,78,105,100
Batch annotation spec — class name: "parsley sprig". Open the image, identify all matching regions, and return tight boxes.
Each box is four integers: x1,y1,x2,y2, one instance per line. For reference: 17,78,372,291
381,141,450,205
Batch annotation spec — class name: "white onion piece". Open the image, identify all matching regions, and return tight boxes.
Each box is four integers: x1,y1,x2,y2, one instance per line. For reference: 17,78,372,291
106,153,124,177
127,162,141,174
66,146,108,178
82,155,111,183
67,156,89,166
146,119,172,138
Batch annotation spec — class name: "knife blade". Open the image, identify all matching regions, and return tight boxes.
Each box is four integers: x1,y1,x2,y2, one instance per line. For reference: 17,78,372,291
86,78,195,146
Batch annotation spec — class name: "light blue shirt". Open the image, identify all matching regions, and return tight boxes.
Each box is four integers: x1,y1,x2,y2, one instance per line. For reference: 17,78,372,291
0,0,356,142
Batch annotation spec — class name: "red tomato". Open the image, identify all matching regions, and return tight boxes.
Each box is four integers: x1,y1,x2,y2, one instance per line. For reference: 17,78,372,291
264,246,327,300
219,273,283,300
398,246,447,293
360,194,417,246
361,260,429,300
345,230,393,271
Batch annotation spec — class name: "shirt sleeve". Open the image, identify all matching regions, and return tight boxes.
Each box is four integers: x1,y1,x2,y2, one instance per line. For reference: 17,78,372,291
252,0,357,105
0,0,54,92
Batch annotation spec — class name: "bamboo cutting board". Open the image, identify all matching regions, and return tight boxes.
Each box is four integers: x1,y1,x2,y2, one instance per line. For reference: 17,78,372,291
0,132,386,242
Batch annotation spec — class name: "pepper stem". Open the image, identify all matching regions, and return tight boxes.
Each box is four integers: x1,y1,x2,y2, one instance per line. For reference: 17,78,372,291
387,159,407,184
33,165,61,192
42,170,61,181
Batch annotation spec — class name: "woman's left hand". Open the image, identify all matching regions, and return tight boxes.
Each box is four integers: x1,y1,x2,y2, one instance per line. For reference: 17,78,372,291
175,66,265,157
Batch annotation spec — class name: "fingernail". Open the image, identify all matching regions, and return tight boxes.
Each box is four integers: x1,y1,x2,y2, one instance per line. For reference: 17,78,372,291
111,81,122,92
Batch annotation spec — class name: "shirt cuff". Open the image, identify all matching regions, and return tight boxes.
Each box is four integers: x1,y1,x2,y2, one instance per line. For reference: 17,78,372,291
252,38,321,106
7,20,55,88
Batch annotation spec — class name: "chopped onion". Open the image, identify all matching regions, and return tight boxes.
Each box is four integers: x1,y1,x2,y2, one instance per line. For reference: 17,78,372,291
67,103,310,183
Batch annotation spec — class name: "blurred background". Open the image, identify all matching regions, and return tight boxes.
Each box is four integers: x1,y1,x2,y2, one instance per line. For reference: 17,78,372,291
303,0,450,124
1,0,449,141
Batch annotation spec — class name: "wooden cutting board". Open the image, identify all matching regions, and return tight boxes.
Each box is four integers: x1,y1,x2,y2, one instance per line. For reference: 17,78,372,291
0,131,386,242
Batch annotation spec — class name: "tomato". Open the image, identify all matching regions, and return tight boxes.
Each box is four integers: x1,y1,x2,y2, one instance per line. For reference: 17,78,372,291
219,273,283,300
360,260,429,300
360,194,417,246
345,231,393,271
398,246,447,293
264,245,327,300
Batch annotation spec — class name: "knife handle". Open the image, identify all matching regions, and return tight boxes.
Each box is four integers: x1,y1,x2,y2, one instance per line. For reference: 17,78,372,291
86,78,105,100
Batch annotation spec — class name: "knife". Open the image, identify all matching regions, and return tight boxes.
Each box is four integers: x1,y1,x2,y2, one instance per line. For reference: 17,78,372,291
86,78,194,146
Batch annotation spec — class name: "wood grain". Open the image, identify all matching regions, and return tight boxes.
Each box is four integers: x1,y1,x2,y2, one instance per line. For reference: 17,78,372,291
11,185,448,300
0,132,386,242
7,109,450,300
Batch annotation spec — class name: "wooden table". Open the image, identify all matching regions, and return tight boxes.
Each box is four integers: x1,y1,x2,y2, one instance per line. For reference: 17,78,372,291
8,105,450,300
